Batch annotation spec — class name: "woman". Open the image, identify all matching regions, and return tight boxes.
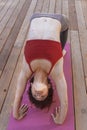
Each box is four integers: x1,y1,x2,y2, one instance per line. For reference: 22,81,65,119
13,13,69,124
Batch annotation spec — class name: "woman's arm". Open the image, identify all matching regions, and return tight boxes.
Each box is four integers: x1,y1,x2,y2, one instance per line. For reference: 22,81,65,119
13,56,31,120
51,58,68,124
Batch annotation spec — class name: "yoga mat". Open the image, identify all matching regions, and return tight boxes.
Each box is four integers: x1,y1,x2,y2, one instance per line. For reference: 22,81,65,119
7,43,75,130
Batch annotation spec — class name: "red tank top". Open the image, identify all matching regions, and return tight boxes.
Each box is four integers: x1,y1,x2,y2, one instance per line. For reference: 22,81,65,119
24,39,63,74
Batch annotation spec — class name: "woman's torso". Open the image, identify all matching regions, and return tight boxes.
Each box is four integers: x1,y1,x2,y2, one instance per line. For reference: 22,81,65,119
25,17,63,74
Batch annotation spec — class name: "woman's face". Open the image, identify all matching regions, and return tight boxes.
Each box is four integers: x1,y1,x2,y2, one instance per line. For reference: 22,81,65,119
31,82,49,101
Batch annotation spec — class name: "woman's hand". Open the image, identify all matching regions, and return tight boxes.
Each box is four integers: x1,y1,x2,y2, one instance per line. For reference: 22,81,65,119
51,107,64,125
14,104,29,120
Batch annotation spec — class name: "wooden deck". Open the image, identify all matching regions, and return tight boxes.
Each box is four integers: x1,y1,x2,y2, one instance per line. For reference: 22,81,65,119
0,0,87,130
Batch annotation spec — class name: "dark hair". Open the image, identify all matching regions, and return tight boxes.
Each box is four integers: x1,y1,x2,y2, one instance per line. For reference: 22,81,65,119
27,77,53,109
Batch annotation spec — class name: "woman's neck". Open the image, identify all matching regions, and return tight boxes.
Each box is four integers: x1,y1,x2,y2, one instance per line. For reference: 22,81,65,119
34,68,48,84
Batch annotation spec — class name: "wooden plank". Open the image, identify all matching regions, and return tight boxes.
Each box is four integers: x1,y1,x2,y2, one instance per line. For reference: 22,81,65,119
75,1,87,80
0,0,19,35
0,47,20,112
0,0,32,112
75,0,86,32
79,31,87,78
0,0,19,52
81,0,87,28
62,0,69,17
0,48,22,130
55,0,62,14
68,0,78,30
0,0,3,4
0,0,8,12
42,0,49,13
0,1,37,129
49,0,56,13
71,30,87,130
34,0,43,13
0,0,26,52
0,0,13,22
0,0,31,72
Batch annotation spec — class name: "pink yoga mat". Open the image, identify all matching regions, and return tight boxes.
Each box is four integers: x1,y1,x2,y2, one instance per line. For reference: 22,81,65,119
7,43,75,130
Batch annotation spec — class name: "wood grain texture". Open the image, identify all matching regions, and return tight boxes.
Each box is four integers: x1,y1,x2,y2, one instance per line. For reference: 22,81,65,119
71,30,87,130
42,0,49,13
0,0,20,51
68,0,78,30
75,0,87,78
0,0,31,71
0,0,87,130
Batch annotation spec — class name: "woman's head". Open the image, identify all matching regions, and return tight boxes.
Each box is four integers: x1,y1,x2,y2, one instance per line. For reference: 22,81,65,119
27,77,53,109
31,82,49,101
